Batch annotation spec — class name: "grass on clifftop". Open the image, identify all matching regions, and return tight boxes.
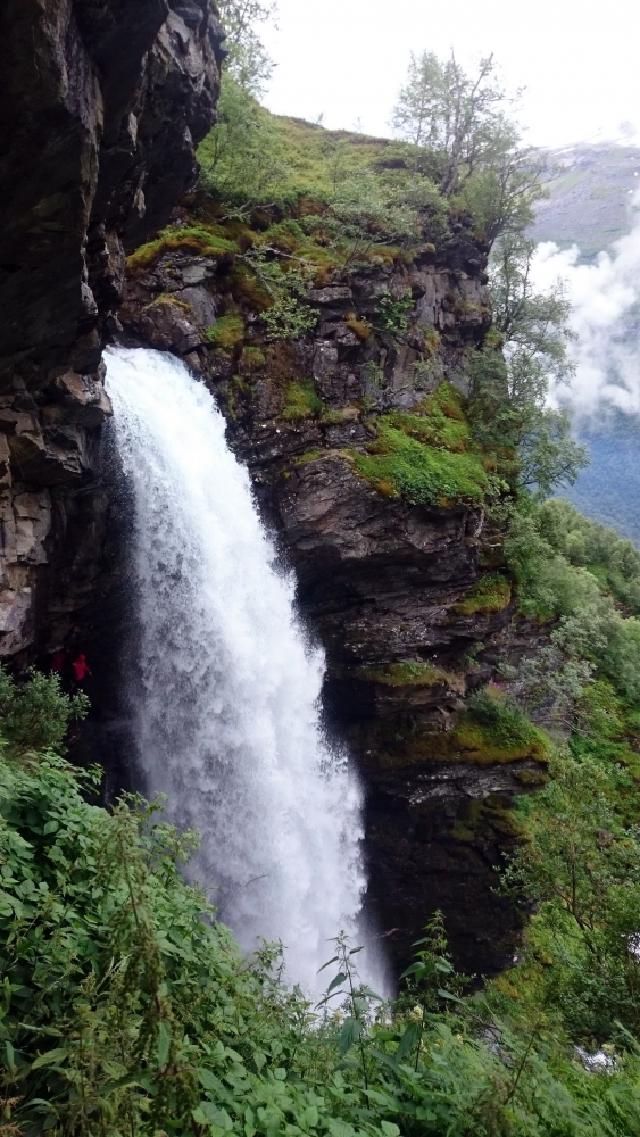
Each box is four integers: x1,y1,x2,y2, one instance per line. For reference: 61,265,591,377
198,104,443,206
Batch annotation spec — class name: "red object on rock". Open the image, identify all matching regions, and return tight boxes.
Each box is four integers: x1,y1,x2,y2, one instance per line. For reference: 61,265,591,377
72,653,91,683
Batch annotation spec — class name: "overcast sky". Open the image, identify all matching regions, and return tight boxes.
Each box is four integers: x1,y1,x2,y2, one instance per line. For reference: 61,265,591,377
262,0,640,148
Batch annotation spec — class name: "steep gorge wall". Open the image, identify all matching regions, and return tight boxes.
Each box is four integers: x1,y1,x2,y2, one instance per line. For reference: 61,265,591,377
120,224,545,974
0,0,224,655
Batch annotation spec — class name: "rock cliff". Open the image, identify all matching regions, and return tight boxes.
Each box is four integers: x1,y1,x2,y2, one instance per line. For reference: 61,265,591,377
0,0,224,654
119,203,547,975
0,17,545,976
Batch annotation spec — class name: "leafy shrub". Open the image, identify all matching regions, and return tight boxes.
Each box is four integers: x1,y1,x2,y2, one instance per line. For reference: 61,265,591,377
2,669,640,1134
374,291,414,334
0,666,87,756
467,686,543,750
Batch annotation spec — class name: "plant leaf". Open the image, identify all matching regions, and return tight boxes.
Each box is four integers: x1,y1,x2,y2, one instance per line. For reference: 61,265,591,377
339,1015,361,1056
156,1020,171,1070
32,1047,67,1070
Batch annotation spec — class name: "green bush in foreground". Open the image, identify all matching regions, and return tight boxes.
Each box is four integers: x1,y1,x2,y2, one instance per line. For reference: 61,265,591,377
2,668,640,1135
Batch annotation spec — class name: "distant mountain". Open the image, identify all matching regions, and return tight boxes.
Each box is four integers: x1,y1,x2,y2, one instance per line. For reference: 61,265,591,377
530,143,640,260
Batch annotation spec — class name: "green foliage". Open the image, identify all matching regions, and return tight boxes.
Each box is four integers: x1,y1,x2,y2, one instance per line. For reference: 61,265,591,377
454,572,512,616
468,235,588,497
258,263,319,340
0,666,88,756
374,291,414,334
126,224,238,272
204,313,246,350
448,686,550,766
198,77,292,202
392,49,544,236
506,496,640,704
352,385,494,506
281,380,324,421
2,667,640,1134
503,744,640,1042
216,0,276,97
537,498,640,613
353,421,490,506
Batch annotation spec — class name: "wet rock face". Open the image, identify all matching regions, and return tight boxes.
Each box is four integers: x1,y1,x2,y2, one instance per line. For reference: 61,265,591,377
0,0,223,656
121,242,538,977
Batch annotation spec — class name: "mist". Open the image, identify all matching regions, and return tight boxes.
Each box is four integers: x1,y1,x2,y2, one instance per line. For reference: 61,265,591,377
532,190,640,419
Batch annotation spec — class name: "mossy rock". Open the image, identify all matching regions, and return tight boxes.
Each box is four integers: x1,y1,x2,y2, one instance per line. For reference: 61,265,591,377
352,422,489,507
127,225,238,273
281,380,324,421
349,381,494,507
356,661,465,692
239,346,266,373
203,314,245,351
143,293,192,314
373,687,550,771
449,796,523,844
454,573,512,617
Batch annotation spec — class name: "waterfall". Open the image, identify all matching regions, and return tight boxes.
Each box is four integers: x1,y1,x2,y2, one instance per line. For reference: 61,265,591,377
106,346,379,996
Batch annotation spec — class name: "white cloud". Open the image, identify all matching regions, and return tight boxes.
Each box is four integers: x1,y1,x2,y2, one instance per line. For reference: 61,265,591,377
532,193,640,416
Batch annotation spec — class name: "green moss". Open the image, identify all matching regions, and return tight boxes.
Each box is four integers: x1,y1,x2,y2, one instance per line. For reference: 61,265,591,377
281,380,324,421
320,405,360,425
230,264,274,311
127,225,238,272
148,293,192,311
348,381,494,506
261,218,307,253
352,421,489,506
357,661,464,690
454,573,512,616
239,346,266,373
385,408,470,453
450,797,523,843
385,382,470,453
203,313,245,351
293,448,325,466
455,688,550,765
513,767,550,787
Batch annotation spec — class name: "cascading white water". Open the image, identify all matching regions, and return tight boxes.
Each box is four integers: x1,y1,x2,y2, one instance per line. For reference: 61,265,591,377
106,346,381,995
